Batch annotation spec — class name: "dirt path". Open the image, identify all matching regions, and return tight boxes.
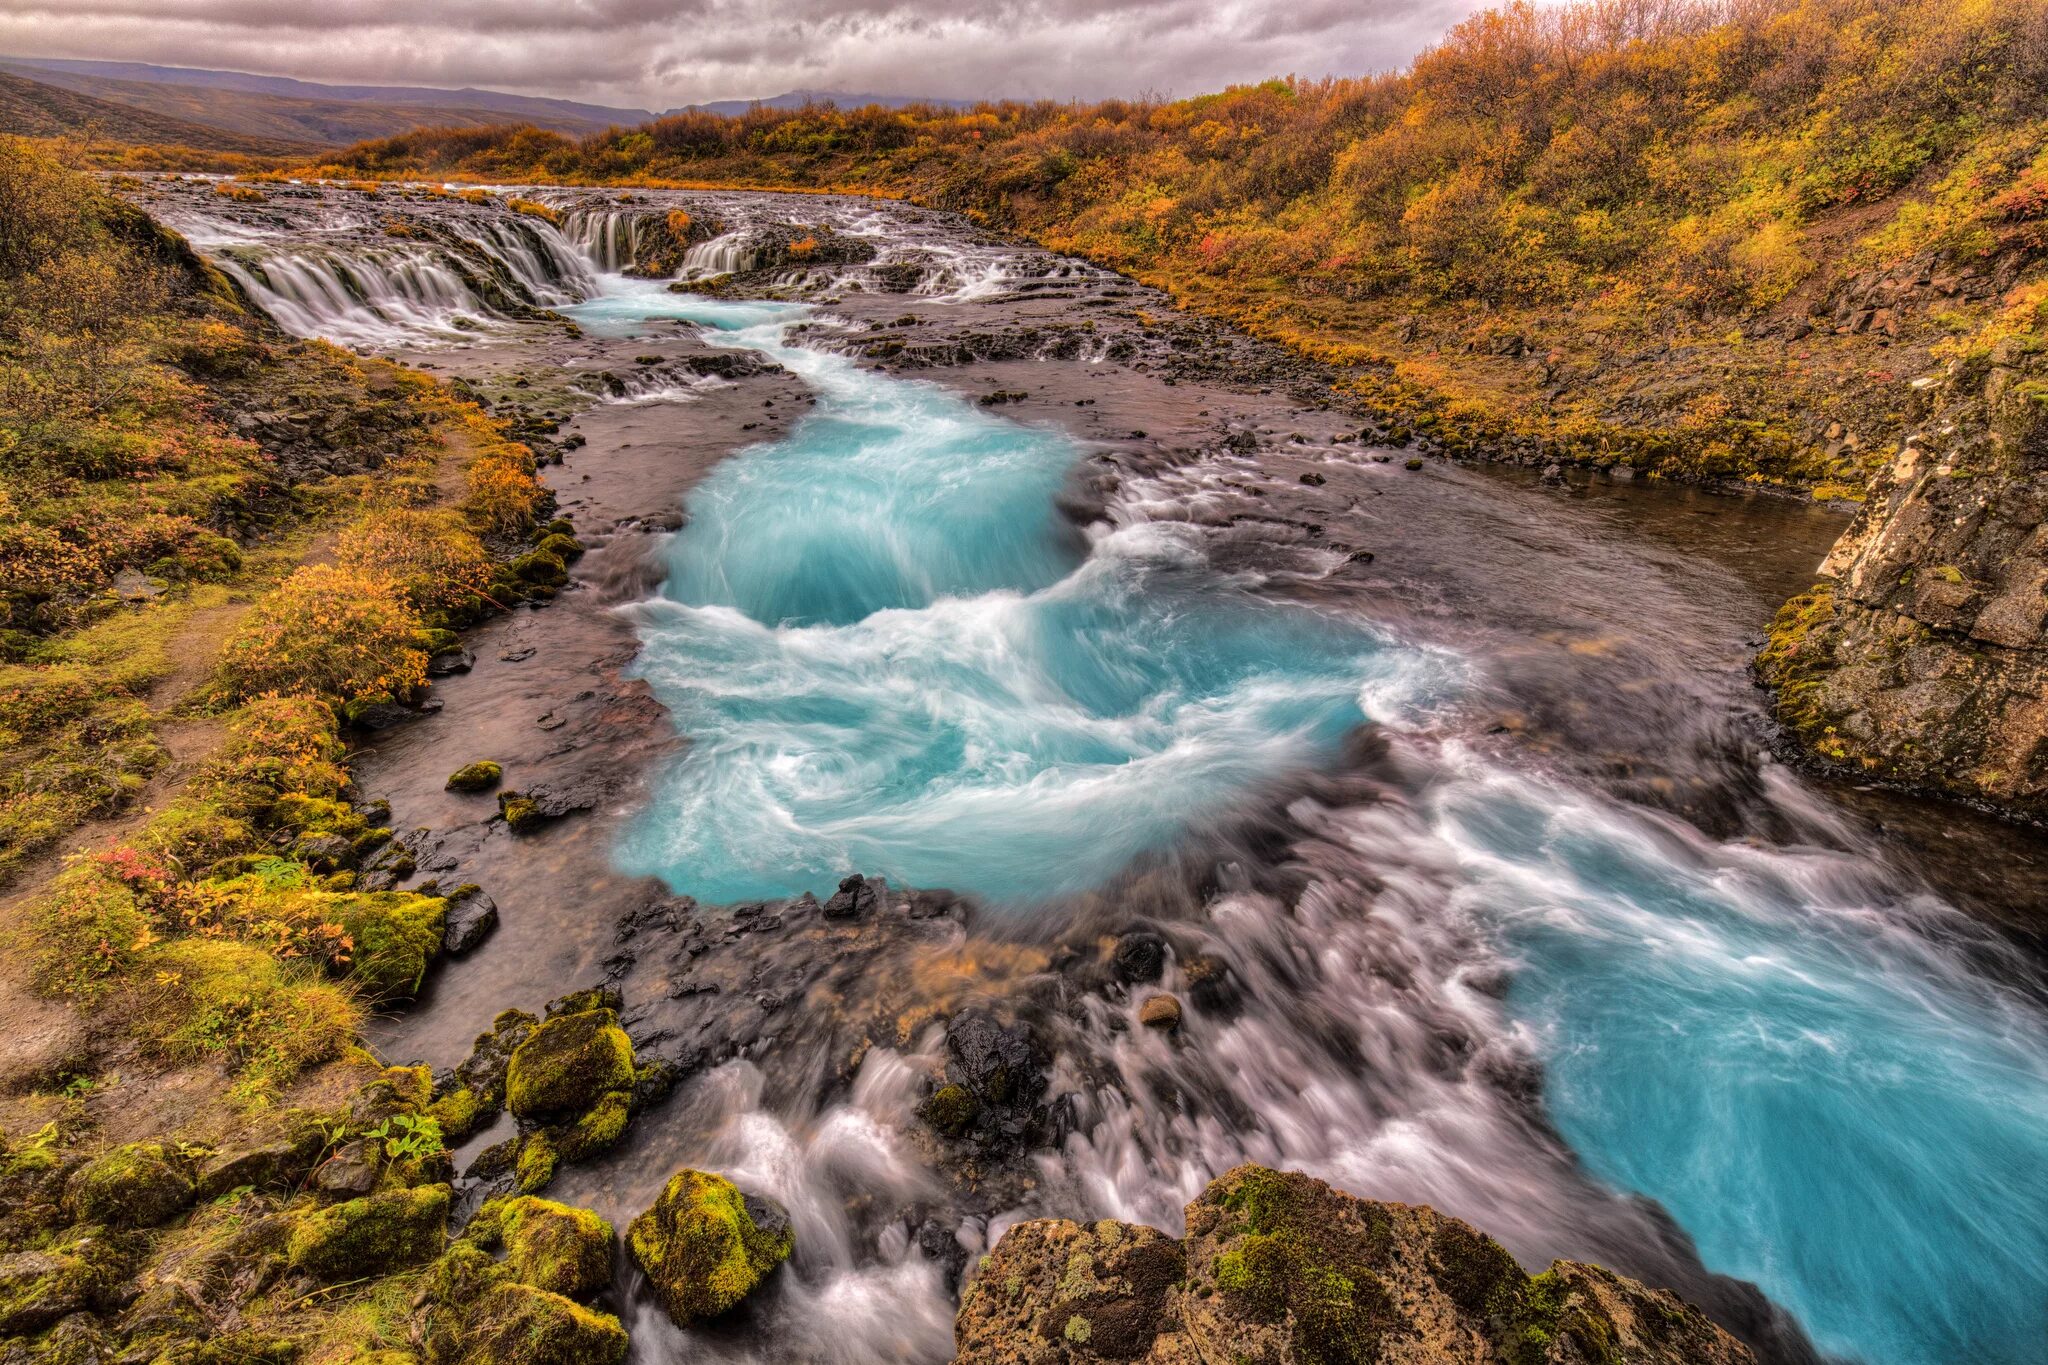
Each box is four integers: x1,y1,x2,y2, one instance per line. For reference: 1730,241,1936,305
0,400,485,1133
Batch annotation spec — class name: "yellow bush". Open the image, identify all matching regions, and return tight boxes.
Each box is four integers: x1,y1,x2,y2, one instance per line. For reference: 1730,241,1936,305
336,508,497,614
215,564,427,704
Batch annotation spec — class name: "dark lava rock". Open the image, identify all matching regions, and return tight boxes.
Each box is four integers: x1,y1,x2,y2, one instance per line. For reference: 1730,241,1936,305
944,1009,1044,1111
821,873,881,920
1111,930,1168,986
429,647,476,676
311,1139,381,1198
442,884,500,955
194,1124,325,1201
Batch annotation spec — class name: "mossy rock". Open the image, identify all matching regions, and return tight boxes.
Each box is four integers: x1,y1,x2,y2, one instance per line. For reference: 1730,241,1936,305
498,1196,615,1300
63,1141,194,1228
535,532,583,562
498,791,543,833
921,1082,979,1137
446,760,504,793
0,1247,101,1336
506,1009,635,1119
511,550,568,587
557,1089,631,1163
456,1282,627,1365
627,1169,793,1326
335,891,446,1000
287,1183,450,1281
514,1131,558,1195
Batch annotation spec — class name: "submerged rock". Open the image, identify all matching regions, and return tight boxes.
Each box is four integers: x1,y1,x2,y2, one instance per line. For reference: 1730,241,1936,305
627,1169,792,1326
955,1165,1755,1365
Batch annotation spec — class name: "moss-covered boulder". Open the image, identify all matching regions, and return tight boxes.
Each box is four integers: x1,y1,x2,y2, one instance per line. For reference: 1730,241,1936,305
921,1082,979,1137
63,1141,194,1228
627,1169,793,1326
287,1183,450,1281
446,760,503,793
0,1247,101,1335
506,1008,634,1119
955,1165,1757,1365
335,891,446,1000
556,1089,630,1163
498,1197,614,1300
456,1282,628,1365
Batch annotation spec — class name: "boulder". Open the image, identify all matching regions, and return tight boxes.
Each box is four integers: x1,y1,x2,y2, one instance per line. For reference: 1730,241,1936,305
286,1184,450,1281
456,1282,627,1365
821,872,881,919
944,1009,1043,1109
955,1165,1756,1365
63,1142,194,1229
193,1123,326,1201
627,1169,793,1325
0,1248,99,1336
441,884,500,955
506,1009,635,1120
497,1197,614,1300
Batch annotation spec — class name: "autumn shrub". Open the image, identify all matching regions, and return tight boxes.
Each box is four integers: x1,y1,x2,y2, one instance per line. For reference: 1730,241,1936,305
336,508,498,615
25,850,160,1001
215,564,428,704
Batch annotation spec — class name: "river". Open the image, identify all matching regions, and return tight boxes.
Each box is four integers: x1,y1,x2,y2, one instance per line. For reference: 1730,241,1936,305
133,177,2048,1365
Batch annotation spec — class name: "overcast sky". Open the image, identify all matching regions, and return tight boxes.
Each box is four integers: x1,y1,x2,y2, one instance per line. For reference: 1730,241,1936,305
0,0,1490,111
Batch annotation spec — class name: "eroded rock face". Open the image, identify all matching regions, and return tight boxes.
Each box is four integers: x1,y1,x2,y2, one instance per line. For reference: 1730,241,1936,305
1761,339,2048,814
955,1166,1754,1365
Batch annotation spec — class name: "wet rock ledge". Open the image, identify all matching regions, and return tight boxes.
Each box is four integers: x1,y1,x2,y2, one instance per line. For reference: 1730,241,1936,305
957,1166,1754,1365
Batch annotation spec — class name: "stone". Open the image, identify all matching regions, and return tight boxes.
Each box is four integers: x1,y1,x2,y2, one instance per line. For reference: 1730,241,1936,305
446,760,503,793
944,1009,1043,1108
194,1125,326,1201
506,1009,636,1120
627,1169,793,1326
955,1165,1757,1365
0,1249,98,1336
497,1197,614,1300
821,872,880,919
286,1184,450,1281
63,1142,193,1229
441,884,500,954
456,1282,628,1365
428,648,476,677
1111,931,1167,985
1138,994,1182,1031
313,1138,382,1197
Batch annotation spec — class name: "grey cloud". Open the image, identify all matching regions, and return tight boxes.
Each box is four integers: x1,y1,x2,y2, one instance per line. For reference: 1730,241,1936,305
0,0,1489,108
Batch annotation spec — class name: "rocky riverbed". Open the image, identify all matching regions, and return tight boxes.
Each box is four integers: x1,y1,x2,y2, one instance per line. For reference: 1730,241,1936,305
105,177,2048,1365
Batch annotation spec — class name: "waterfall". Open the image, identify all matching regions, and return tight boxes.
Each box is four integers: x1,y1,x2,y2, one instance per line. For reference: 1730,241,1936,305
679,231,760,279
562,208,648,274
213,248,492,348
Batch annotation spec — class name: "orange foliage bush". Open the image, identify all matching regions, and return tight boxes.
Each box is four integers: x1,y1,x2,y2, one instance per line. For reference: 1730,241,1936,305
215,564,426,703
336,507,496,614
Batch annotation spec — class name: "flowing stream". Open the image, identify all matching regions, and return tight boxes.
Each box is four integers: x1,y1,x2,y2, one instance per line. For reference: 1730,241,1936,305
145,180,2048,1365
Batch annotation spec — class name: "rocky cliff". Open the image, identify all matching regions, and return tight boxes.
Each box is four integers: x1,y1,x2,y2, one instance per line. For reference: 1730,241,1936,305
955,1166,1754,1365
1759,335,2048,816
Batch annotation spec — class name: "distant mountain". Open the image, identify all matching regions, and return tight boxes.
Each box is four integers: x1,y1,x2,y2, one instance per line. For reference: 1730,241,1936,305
677,90,983,117
0,57,996,156
0,57,656,133
0,62,613,145
0,69,319,154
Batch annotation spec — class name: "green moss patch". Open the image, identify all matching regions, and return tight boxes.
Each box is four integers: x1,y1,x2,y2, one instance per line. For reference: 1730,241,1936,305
627,1169,793,1325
